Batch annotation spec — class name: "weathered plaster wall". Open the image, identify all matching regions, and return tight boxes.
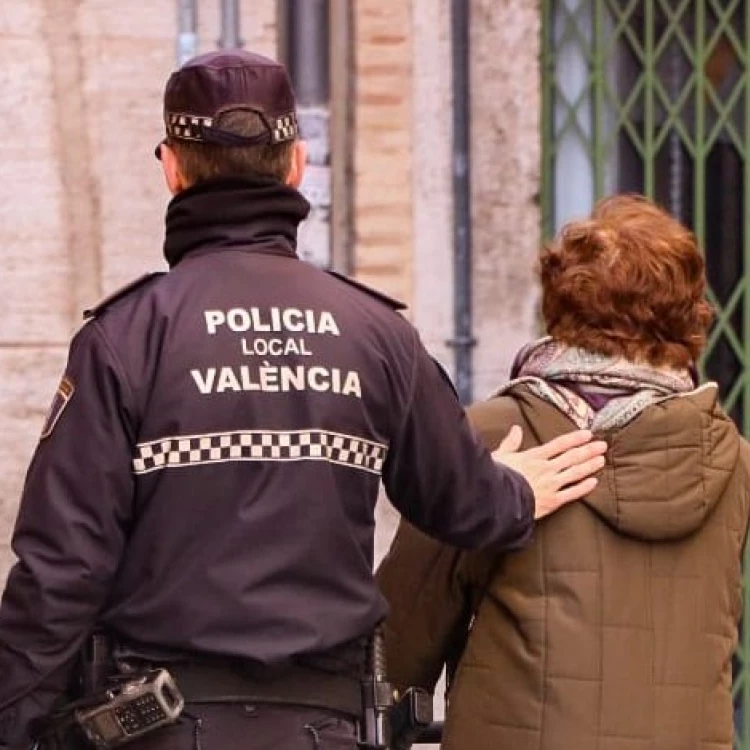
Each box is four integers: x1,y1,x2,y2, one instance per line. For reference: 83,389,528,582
0,0,278,584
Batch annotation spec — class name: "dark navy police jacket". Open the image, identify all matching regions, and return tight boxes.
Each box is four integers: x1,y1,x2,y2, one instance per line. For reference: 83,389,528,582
0,177,533,747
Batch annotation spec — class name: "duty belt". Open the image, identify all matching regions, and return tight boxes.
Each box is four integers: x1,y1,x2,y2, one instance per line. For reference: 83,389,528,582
166,662,363,718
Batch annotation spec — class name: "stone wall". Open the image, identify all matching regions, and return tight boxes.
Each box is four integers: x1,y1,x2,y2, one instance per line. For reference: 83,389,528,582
470,0,542,399
410,0,454,372
0,0,277,584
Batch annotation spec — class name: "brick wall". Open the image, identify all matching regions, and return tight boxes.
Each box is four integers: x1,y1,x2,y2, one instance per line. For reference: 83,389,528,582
352,0,414,307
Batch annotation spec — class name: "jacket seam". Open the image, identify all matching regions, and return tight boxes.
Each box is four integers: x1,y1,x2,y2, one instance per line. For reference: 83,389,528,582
699,403,709,517
90,320,138,427
394,327,422,441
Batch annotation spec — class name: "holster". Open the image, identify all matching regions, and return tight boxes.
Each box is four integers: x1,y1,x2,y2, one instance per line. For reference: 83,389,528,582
357,628,394,750
30,631,115,750
78,632,116,697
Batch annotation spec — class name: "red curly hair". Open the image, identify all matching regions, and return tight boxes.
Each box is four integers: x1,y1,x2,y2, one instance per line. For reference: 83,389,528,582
540,194,714,368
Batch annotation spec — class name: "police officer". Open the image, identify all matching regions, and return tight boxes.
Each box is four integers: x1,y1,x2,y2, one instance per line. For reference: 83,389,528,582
0,50,605,750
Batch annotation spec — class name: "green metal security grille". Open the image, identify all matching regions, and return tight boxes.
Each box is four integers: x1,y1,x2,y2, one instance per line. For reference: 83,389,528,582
541,0,750,745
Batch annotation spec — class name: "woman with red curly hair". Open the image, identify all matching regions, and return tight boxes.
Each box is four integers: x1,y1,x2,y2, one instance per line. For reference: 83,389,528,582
378,194,750,750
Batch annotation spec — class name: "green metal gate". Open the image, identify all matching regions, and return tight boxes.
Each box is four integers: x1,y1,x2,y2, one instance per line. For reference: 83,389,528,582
541,0,750,745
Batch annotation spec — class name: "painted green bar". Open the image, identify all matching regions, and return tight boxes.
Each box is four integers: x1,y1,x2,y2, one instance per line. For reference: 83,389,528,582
592,0,604,198
540,0,555,237
704,283,746,364
695,0,706,249
743,0,750,458
739,4,750,736
644,0,655,197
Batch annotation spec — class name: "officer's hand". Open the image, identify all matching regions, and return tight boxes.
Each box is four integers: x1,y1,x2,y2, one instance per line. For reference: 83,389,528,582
492,428,607,520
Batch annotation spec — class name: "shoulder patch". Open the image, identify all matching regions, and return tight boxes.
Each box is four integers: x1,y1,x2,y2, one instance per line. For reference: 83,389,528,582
40,375,75,440
326,270,407,311
83,272,166,320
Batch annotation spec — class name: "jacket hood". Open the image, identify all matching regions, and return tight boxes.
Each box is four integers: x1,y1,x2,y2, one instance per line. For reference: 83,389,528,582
508,383,740,542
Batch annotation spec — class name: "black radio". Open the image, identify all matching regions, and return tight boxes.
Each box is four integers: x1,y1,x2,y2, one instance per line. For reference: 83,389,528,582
74,670,184,748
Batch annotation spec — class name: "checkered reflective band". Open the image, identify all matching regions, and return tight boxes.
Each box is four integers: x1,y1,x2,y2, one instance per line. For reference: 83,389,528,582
166,113,215,141
132,429,387,476
272,113,298,143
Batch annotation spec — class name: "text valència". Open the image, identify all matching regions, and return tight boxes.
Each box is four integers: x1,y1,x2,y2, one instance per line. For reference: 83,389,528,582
191,307,362,398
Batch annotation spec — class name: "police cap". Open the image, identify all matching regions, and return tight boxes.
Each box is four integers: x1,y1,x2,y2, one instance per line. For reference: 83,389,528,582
157,49,299,158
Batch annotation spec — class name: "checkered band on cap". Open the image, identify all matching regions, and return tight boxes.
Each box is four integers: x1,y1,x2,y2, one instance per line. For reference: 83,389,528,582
166,113,215,141
271,113,298,143
165,111,298,144
133,429,387,476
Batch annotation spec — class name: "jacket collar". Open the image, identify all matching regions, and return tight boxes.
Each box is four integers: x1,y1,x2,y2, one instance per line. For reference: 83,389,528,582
163,176,311,268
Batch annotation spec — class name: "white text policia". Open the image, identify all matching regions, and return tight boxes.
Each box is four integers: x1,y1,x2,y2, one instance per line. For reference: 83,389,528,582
204,307,341,336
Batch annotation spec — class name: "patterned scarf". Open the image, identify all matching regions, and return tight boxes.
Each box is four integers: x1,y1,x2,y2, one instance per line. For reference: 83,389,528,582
495,337,703,431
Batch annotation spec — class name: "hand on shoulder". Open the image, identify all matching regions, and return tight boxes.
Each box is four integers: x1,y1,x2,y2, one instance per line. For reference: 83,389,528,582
493,427,607,520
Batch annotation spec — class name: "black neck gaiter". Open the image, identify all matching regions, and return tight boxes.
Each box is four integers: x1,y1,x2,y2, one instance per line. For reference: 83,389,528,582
163,176,311,268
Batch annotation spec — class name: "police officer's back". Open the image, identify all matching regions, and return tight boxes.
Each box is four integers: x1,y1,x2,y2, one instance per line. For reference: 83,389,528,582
0,51,605,750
